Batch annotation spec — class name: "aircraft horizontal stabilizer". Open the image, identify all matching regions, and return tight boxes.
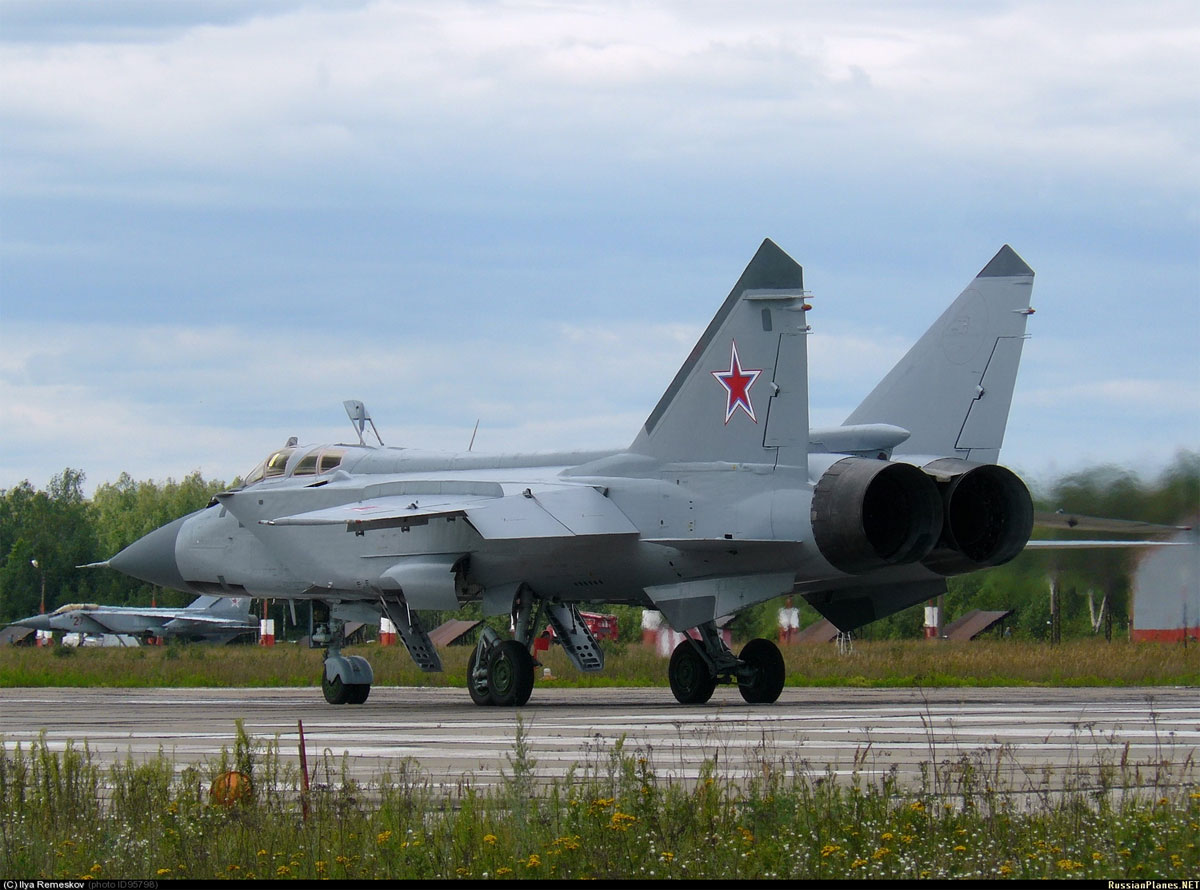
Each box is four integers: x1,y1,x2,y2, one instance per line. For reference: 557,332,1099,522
1024,539,1189,549
1032,511,1191,536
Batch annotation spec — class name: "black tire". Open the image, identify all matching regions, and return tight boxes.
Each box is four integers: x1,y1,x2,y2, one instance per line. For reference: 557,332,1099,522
466,647,493,706
488,640,535,707
669,640,716,704
322,671,349,705
346,683,371,705
737,638,786,704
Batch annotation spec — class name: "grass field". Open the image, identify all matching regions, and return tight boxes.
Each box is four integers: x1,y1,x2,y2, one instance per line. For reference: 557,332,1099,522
1,637,1197,689
1,717,1196,880
2,639,1197,879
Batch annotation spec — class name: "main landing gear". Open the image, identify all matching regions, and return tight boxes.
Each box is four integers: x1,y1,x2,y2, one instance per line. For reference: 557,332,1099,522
466,591,605,707
467,628,536,706
667,621,785,705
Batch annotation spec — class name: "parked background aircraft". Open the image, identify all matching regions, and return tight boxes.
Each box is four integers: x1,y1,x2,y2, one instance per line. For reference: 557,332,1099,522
99,240,1067,706
12,594,256,644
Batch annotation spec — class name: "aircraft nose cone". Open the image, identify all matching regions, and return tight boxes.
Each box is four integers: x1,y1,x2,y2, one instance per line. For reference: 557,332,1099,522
109,514,193,592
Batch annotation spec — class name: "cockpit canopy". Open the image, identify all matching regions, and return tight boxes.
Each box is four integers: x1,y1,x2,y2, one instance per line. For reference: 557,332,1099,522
242,446,345,486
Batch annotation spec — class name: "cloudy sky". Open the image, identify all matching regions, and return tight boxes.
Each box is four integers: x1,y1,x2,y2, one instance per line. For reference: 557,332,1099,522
1,0,1197,496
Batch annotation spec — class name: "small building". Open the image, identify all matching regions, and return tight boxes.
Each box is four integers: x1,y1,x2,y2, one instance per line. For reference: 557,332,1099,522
1131,527,1200,642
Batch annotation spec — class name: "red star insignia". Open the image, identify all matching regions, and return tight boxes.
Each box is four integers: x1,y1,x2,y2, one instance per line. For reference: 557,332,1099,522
711,341,763,424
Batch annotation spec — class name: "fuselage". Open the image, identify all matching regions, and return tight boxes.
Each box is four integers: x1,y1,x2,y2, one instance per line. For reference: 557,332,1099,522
163,442,824,608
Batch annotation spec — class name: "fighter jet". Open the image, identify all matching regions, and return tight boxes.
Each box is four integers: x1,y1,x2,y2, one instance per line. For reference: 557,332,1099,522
101,240,1045,706
12,594,256,644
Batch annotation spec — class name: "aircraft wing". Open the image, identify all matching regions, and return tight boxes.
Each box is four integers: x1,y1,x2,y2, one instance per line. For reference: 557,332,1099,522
264,485,640,540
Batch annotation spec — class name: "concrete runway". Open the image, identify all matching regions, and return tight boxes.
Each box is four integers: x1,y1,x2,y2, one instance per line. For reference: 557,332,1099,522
2,685,1197,795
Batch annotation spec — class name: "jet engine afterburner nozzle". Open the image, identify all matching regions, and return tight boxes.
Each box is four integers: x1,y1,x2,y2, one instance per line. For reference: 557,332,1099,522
811,457,944,575
919,459,1034,576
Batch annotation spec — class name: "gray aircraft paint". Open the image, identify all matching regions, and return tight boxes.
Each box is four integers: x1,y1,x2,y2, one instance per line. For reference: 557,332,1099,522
13,593,256,641
844,244,1034,465
101,241,1068,704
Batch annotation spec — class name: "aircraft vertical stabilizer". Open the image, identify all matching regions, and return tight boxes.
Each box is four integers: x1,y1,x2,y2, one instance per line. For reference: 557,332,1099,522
844,245,1035,464
630,239,811,468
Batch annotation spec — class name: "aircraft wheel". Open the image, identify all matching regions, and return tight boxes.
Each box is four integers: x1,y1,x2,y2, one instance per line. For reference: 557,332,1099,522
346,683,371,705
669,641,716,705
487,640,535,707
737,638,785,704
322,672,350,705
466,647,493,706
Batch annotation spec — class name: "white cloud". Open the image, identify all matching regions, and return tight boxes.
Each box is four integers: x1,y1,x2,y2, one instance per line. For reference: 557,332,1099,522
0,318,701,491
2,1,1195,190
0,1,1195,494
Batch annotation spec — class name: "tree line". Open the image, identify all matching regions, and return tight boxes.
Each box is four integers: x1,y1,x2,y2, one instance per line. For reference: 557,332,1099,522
0,470,230,620
1,452,1196,638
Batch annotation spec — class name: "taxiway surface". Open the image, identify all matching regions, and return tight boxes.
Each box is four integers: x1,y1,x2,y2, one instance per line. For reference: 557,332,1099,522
2,686,1197,793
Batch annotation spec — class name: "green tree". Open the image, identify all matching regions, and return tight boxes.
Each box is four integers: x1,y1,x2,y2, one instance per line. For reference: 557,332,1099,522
89,471,229,607
0,469,98,622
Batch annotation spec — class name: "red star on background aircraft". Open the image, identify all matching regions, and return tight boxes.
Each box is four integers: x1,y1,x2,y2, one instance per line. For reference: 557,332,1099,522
711,341,762,423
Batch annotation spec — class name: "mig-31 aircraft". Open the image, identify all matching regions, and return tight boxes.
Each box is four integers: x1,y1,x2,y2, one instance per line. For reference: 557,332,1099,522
13,594,256,644
99,239,1049,707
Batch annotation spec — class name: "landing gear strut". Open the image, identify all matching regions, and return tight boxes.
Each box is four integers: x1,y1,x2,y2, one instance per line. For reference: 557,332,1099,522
467,626,535,706
465,589,606,707
667,622,785,705
314,612,373,705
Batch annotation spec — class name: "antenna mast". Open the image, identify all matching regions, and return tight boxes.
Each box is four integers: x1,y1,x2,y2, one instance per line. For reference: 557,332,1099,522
343,400,385,446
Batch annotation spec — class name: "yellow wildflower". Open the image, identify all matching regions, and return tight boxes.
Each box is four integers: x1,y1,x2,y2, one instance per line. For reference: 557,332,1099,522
377,830,393,845
610,811,637,831
483,834,497,845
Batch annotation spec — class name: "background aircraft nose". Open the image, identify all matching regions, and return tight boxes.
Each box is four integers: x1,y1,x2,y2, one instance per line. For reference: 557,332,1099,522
14,614,52,630
108,514,193,592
